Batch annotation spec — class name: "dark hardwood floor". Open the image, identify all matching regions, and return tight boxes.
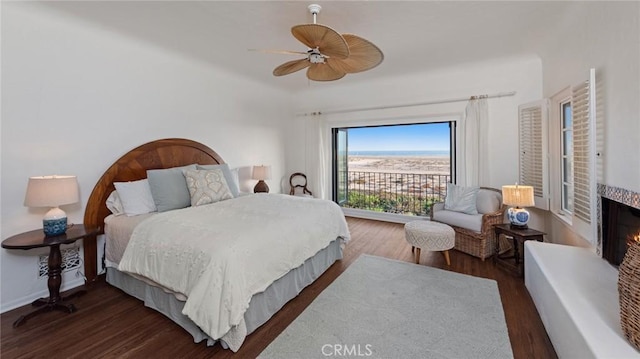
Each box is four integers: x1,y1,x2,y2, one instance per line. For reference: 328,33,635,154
1,217,557,358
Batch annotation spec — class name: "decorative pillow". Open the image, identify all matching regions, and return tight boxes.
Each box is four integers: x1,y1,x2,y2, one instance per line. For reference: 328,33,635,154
196,163,239,198
184,169,233,206
476,189,502,214
105,190,125,216
147,164,197,212
113,179,157,216
444,183,479,215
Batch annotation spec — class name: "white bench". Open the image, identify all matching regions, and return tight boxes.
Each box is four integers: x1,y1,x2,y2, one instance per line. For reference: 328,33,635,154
524,241,640,358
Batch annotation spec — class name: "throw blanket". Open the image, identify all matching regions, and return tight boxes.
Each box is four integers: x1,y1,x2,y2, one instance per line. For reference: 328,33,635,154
118,194,350,351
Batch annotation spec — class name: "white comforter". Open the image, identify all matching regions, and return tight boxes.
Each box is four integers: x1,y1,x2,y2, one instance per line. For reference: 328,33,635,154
118,194,350,351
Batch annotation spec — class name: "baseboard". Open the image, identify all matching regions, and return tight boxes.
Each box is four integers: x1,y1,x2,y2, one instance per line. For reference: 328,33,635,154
342,208,426,224
0,277,85,313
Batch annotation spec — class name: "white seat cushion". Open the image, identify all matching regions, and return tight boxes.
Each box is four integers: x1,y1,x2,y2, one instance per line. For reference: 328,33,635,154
432,210,483,232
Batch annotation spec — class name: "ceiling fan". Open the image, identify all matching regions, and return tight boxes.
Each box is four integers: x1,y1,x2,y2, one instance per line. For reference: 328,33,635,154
266,4,384,82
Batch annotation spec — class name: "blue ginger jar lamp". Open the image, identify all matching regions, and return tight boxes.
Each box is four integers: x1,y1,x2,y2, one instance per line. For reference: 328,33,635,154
502,184,535,229
24,175,79,237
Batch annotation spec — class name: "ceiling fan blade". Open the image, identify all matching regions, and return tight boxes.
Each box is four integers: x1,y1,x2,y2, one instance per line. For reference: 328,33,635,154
291,24,349,60
273,59,311,76
306,63,346,81
326,34,384,73
249,49,309,56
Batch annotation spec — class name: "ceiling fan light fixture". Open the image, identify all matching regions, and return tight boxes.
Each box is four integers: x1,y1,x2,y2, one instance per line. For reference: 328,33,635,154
309,51,325,64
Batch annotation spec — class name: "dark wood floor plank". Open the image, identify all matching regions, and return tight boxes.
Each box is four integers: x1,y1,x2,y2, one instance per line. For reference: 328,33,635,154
1,217,556,358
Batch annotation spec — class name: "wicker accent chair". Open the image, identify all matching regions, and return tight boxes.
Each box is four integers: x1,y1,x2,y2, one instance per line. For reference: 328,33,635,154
430,187,506,260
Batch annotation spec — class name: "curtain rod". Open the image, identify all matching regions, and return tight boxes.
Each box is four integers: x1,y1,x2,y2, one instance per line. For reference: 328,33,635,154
296,91,516,117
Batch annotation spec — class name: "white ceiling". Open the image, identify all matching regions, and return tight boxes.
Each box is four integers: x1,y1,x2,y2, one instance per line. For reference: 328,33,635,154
40,1,576,92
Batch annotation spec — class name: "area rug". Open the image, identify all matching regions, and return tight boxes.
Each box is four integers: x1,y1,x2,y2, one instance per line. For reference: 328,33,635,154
258,254,513,359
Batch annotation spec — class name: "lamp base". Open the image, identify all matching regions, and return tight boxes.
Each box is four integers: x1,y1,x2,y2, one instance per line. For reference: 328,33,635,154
507,207,530,229
43,217,68,237
254,180,269,193
43,207,68,237
509,223,529,230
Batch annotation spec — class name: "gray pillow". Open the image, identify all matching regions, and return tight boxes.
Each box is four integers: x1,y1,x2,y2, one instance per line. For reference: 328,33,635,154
147,164,197,212
196,163,240,198
444,183,479,215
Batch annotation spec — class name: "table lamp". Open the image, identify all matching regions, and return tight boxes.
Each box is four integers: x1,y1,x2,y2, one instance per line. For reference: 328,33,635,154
252,165,271,193
502,184,535,229
24,175,79,236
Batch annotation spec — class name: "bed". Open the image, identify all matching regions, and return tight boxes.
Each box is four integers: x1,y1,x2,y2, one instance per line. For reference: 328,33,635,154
82,138,350,351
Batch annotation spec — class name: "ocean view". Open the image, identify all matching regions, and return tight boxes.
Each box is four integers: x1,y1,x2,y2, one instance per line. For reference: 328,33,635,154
348,150,449,157
342,124,453,216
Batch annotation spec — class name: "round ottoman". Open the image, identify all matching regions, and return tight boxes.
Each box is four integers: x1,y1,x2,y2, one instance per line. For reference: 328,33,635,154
404,220,455,265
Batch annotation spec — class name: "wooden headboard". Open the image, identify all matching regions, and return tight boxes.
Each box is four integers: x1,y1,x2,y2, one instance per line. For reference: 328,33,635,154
82,138,225,283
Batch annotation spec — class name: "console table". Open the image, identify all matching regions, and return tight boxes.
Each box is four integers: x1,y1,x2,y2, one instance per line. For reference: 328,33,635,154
2,224,99,327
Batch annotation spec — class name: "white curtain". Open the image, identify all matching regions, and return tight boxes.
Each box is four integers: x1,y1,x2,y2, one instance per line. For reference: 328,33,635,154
305,114,329,199
460,97,489,187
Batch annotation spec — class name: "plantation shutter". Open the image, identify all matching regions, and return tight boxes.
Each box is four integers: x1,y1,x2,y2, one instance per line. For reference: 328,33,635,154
518,100,549,210
571,68,597,242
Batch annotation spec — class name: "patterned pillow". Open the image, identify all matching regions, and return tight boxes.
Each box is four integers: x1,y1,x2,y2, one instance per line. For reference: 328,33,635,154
184,169,233,207
196,163,240,198
444,183,479,215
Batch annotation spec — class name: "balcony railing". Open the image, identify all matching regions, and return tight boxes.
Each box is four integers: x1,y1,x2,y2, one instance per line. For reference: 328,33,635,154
342,171,451,217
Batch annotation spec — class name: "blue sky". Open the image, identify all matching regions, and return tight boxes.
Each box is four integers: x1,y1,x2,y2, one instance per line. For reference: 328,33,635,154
347,122,450,151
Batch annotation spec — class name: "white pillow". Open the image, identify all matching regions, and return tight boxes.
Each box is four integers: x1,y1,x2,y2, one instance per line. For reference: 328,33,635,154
184,169,233,207
476,189,502,214
113,179,157,216
105,190,125,216
444,183,479,215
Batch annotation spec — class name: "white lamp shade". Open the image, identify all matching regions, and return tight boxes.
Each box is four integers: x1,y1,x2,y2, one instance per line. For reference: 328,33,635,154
501,185,535,208
252,166,271,181
24,175,80,208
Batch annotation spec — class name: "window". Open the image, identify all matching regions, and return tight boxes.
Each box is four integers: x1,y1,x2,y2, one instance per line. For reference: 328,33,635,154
549,69,597,242
550,87,572,220
332,122,454,217
560,100,573,214
529,69,597,245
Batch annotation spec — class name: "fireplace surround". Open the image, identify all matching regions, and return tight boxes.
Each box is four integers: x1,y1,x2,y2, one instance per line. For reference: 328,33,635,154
598,184,640,266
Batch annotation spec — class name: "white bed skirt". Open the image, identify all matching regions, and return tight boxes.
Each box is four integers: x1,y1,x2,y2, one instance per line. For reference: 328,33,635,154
106,239,343,349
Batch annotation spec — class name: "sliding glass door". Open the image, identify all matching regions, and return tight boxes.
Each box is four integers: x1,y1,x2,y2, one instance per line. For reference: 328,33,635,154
332,128,348,205
332,122,454,217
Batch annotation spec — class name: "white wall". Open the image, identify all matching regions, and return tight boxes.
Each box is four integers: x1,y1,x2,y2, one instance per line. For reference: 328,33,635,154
537,2,640,247
1,3,291,312
286,56,544,228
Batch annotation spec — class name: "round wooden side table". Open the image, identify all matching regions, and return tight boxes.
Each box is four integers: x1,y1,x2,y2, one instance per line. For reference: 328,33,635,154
2,224,99,327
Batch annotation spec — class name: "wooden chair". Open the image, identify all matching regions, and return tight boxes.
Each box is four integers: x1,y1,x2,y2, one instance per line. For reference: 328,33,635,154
289,172,313,197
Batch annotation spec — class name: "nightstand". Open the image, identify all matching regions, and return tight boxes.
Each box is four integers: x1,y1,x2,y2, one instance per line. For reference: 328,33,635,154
493,223,545,277
2,224,99,327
